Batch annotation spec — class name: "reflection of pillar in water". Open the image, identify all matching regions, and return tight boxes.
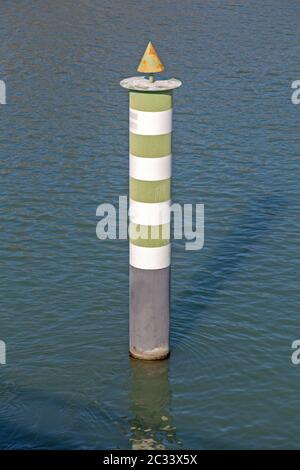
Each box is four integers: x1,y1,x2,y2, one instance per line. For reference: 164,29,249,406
120,42,181,360
129,360,179,450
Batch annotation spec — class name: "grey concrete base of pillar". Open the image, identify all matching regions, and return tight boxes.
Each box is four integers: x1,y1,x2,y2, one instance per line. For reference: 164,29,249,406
130,265,170,361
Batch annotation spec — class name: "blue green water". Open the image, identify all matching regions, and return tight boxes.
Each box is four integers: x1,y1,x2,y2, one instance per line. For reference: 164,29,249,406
1,0,300,449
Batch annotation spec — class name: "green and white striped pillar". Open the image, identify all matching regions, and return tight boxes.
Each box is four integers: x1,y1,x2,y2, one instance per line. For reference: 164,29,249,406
121,75,181,360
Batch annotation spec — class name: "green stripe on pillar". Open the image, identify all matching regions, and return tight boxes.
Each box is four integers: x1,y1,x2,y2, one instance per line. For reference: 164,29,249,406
130,91,172,112
129,223,170,247
130,133,171,158
130,177,171,203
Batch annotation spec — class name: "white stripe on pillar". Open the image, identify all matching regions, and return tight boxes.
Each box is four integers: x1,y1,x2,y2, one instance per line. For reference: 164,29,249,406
129,199,171,226
129,109,172,135
130,154,172,181
130,243,171,270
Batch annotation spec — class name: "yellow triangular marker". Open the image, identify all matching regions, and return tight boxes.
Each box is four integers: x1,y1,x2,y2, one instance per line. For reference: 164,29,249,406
137,41,165,74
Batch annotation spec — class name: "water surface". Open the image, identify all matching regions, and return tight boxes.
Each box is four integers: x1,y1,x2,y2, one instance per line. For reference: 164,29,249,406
1,0,300,449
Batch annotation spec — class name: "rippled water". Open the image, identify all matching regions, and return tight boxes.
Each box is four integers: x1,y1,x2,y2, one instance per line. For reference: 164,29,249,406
1,0,300,449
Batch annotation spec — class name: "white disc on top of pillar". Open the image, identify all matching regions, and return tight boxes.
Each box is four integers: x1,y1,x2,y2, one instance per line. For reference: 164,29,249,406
120,76,182,92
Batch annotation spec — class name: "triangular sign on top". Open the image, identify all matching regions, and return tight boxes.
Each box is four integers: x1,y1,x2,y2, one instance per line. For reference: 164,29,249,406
137,42,165,74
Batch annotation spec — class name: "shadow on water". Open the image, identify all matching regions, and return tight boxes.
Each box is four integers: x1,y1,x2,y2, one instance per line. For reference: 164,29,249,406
0,389,73,449
128,359,179,450
172,194,289,342
0,384,122,449
0,416,59,450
